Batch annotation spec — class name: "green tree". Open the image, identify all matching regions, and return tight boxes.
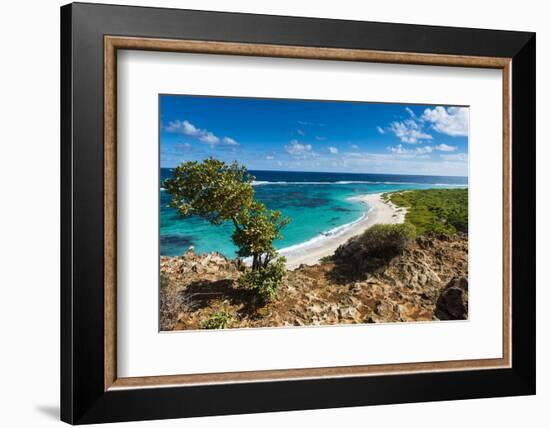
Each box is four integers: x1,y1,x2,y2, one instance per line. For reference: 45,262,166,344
233,201,289,270
163,158,289,272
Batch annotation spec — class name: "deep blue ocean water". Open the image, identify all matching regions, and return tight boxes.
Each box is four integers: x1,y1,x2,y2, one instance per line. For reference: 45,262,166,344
160,169,467,258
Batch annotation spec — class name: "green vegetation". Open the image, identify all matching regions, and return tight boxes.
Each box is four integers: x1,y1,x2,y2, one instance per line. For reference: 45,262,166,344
359,223,417,259
164,158,290,305
232,202,288,269
238,257,287,305
333,223,416,276
200,310,234,329
386,188,468,235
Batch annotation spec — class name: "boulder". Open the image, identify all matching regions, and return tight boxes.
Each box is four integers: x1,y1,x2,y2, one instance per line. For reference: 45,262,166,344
435,277,468,320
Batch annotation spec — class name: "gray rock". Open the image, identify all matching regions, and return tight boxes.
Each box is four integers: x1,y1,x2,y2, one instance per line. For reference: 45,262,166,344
435,277,468,320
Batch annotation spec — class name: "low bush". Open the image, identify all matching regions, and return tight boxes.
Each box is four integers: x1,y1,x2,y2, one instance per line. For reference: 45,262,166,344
200,310,234,329
238,257,287,305
333,223,416,276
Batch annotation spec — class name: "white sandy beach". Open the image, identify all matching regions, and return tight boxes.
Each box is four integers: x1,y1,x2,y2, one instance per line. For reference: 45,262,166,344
279,193,407,269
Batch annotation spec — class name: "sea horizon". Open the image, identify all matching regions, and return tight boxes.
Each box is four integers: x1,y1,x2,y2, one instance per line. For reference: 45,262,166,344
161,167,468,180
160,169,467,258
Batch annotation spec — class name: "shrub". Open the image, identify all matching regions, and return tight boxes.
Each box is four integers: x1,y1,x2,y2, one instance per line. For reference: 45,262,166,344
238,257,287,305
333,223,416,276
200,310,234,329
361,223,416,257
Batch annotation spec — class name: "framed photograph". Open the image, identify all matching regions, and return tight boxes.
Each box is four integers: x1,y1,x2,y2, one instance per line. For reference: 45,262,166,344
61,2,535,424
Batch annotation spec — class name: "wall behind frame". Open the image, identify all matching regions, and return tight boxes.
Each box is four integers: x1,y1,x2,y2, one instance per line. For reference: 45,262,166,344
0,1,545,427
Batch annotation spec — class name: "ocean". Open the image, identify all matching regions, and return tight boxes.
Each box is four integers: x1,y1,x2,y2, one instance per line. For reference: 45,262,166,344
160,169,467,258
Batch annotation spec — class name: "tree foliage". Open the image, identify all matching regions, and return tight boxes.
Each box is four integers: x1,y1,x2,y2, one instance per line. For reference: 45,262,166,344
163,158,254,225
163,158,290,272
233,201,289,270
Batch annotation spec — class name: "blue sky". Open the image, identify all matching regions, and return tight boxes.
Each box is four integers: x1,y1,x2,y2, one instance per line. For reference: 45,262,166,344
160,95,469,176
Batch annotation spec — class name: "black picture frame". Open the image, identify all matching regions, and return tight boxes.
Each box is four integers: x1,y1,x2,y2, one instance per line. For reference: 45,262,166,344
61,2,535,424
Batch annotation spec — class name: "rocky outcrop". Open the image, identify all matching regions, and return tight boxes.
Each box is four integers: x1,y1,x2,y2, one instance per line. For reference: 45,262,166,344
161,247,242,278
435,276,468,320
160,233,469,330
159,248,243,330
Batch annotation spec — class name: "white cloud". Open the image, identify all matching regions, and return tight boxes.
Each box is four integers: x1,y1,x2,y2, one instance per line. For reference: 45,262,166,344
222,137,238,146
181,120,201,136
342,153,467,175
285,139,314,157
388,119,433,144
297,129,305,136
422,106,469,137
165,120,190,134
405,107,415,118
265,155,275,160
315,136,327,141
434,143,457,152
388,144,433,156
388,144,408,154
440,153,468,161
199,131,220,144
343,152,363,158
350,144,359,150
165,119,238,146
415,146,433,154
328,146,339,154
382,105,467,146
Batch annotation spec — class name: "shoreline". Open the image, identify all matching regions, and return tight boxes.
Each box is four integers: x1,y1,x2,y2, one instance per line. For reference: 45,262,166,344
279,193,406,270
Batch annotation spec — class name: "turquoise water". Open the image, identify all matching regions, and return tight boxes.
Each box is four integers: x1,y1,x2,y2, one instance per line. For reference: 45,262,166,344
160,169,467,258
